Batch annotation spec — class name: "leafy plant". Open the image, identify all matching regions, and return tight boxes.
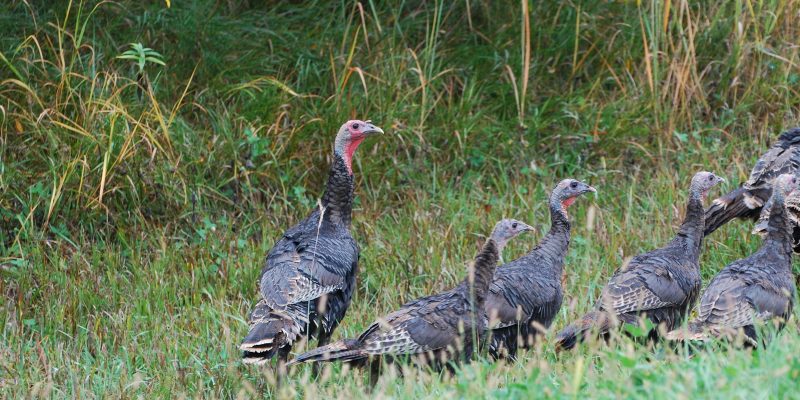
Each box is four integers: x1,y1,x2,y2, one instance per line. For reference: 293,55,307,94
116,42,166,76
116,42,166,98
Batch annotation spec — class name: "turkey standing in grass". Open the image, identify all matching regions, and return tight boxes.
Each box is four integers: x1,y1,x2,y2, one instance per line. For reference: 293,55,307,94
240,120,383,365
288,219,533,376
485,179,596,360
667,174,798,346
704,128,800,248
555,171,725,350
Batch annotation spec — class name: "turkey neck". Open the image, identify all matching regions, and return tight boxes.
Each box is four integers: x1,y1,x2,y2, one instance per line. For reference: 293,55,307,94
533,198,572,266
320,155,355,226
673,191,705,260
764,190,792,256
464,239,500,310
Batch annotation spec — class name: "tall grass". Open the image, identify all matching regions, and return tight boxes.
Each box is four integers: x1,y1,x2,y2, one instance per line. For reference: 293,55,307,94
1,0,800,398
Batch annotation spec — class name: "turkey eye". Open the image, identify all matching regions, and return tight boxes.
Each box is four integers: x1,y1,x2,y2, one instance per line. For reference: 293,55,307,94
512,223,518,229
570,181,578,188
352,123,360,130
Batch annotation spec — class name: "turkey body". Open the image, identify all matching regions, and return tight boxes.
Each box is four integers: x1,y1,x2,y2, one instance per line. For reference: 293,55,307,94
348,277,492,366
705,128,800,250
556,172,722,350
670,176,798,346
241,156,360,364
600,243,701,331
677,253,795,346
484,179,595,359
485,251,564,359
290,239,503,368
555,238,704,350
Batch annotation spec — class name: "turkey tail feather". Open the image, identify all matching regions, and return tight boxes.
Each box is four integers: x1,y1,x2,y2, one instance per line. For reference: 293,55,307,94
665,322,707,342
704,187,761,236
666,323,758,347
555,311,613,351
288,339,366,365
240,314,302,364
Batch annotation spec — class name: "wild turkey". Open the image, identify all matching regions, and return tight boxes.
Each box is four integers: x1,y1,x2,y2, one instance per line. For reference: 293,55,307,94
288,219,533,374
240,120,383,365
485,179,596,360
704,128,800,247
752,189,800,250
667,174,798,346
555,171,725,350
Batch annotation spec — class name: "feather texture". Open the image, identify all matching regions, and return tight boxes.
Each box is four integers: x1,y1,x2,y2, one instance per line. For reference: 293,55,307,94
241,155,360,364
704,127,800,244
290,220,534,370
556,172,720,349
291,239,501,367
668,179,797,345
484,181,590,359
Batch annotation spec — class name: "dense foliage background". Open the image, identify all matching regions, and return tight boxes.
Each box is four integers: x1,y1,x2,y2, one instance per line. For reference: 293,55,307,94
2,1,800,398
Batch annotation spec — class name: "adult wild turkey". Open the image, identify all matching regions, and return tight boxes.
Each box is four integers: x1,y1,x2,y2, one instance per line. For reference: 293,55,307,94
555,171,725,350
289,219,533,374
667,174,798,346
704,128,800,244
485,179,596,360
240,120,383,365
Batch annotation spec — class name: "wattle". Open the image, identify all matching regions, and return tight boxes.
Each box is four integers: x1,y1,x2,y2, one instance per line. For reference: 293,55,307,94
343,136,366,175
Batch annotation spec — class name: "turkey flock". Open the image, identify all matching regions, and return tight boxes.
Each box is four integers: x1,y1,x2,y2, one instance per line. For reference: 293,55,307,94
240,120,800,383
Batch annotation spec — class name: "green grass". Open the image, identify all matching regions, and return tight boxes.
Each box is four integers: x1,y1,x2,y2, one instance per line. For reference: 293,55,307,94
2,0,800,398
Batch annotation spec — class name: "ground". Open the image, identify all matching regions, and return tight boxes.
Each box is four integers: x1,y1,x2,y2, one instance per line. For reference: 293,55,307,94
1,1,800,398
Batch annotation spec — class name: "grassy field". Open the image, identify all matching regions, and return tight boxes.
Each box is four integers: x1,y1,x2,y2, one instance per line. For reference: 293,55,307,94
2,0,800,398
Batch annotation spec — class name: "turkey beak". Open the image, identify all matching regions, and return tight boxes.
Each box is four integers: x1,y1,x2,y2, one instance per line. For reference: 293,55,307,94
363,123,384,136
521,223,535,233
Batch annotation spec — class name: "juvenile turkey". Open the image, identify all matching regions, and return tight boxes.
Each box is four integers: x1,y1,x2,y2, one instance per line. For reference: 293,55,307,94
485,179,595,360
555,171,725,350
288,219,533,374
704,128,800,246
667,174,798,346
752,189,800,250
240,120,383,365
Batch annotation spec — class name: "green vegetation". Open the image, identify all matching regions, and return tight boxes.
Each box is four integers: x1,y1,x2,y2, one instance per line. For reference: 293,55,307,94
2,0,800,398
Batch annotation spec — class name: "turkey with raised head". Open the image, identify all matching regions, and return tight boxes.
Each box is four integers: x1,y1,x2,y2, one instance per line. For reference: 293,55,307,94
667,174,798,346
240,120,383,365
288,219,533,373
555,171,725,350
704,128,800,246
485,179,595,360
